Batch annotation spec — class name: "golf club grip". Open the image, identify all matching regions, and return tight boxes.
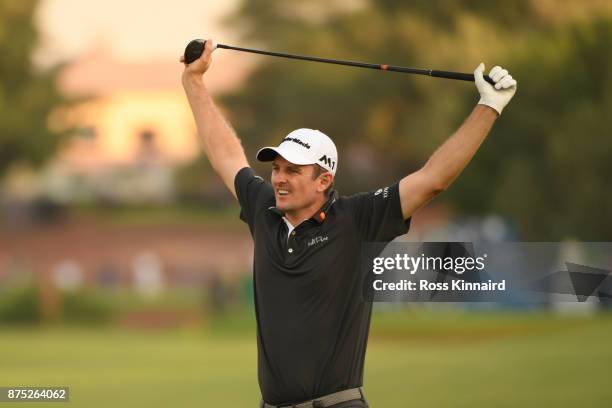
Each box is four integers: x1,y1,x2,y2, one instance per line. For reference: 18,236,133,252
430,70,496,86
184,39,206,64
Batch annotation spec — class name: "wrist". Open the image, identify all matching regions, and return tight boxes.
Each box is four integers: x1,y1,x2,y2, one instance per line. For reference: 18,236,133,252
477,96,503,115
182,73,205,89
474,102,500,118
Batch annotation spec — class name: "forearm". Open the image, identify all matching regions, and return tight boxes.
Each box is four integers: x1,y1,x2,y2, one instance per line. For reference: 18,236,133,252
398,64,516,219
422,105,498,190
182,75,246,174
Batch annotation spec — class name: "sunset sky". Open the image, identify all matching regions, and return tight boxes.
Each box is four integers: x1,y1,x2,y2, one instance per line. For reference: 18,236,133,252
35,0,241,67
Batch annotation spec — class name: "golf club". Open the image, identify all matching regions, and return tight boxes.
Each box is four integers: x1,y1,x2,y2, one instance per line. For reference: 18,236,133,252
183,39,495,86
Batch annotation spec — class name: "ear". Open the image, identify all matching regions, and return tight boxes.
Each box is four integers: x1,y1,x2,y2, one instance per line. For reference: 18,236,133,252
317,173,333,193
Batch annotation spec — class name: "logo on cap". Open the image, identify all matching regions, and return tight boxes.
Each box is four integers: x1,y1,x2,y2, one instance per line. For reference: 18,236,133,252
282,137,311,149
319,155,336,170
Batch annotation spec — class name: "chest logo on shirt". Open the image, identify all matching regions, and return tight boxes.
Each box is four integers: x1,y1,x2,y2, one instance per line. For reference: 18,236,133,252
307,235,329,247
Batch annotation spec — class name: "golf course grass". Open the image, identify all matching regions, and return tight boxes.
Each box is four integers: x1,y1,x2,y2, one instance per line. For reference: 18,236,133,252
1,310,610,407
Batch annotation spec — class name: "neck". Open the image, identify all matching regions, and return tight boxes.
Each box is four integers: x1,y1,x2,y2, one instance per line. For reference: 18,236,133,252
284,195,327,226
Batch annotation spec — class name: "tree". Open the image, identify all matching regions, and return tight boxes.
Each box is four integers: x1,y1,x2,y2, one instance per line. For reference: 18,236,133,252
447,19,612,239
0,0,67,176
220,0,612,239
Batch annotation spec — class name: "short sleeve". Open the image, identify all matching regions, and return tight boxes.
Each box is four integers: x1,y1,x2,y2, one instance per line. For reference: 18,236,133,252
234,167,274,233
345,182,410,242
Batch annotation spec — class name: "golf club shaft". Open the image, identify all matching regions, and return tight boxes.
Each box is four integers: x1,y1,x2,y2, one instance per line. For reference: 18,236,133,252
215,43,495,85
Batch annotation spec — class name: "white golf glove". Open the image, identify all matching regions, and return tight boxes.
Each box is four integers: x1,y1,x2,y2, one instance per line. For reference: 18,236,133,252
474,63,517,115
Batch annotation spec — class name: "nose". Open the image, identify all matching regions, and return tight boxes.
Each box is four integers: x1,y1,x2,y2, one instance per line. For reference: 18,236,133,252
272,171,287,186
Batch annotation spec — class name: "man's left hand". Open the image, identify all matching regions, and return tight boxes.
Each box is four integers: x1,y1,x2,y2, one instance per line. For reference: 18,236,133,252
475,63,517,115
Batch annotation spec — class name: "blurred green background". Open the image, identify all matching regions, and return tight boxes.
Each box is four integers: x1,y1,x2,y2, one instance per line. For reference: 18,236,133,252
1,310,611,407
1,0,612,407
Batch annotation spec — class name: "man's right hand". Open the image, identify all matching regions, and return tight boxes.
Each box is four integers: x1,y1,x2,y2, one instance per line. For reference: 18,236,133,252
180,39,215,84
179,37,248,200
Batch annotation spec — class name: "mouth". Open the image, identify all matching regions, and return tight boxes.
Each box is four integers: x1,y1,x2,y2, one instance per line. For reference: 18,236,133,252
276,188,290,197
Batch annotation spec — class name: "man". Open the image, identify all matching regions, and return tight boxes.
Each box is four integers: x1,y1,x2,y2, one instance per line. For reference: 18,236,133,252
180,39,516,408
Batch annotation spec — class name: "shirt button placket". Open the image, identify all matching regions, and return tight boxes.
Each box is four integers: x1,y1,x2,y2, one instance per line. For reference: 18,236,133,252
288,231,297,254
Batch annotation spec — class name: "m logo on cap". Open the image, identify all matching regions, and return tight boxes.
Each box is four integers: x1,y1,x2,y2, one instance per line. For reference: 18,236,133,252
319,155,336,170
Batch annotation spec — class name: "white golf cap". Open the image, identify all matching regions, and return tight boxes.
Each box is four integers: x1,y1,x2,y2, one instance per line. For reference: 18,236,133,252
256,128,338,175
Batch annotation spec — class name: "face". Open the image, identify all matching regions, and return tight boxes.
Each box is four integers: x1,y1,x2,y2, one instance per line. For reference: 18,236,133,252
271,156,331,213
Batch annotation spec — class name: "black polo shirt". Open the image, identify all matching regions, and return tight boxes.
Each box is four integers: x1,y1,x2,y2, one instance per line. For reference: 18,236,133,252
235,167,410,405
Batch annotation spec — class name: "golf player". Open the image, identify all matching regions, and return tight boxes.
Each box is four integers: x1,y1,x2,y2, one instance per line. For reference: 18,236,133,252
180,39,517,408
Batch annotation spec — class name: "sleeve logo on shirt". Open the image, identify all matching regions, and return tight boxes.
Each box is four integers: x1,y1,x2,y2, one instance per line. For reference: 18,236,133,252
374,187,389,199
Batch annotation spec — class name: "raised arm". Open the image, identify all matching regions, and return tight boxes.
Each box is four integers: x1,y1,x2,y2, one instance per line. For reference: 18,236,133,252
180,39,248,199
399,63,517,219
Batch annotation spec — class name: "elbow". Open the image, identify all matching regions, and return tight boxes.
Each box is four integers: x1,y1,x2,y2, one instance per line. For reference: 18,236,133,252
431,179,448,196
419,165,449,197
427,185,446,201
420,166,453,197
422,171,449,197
